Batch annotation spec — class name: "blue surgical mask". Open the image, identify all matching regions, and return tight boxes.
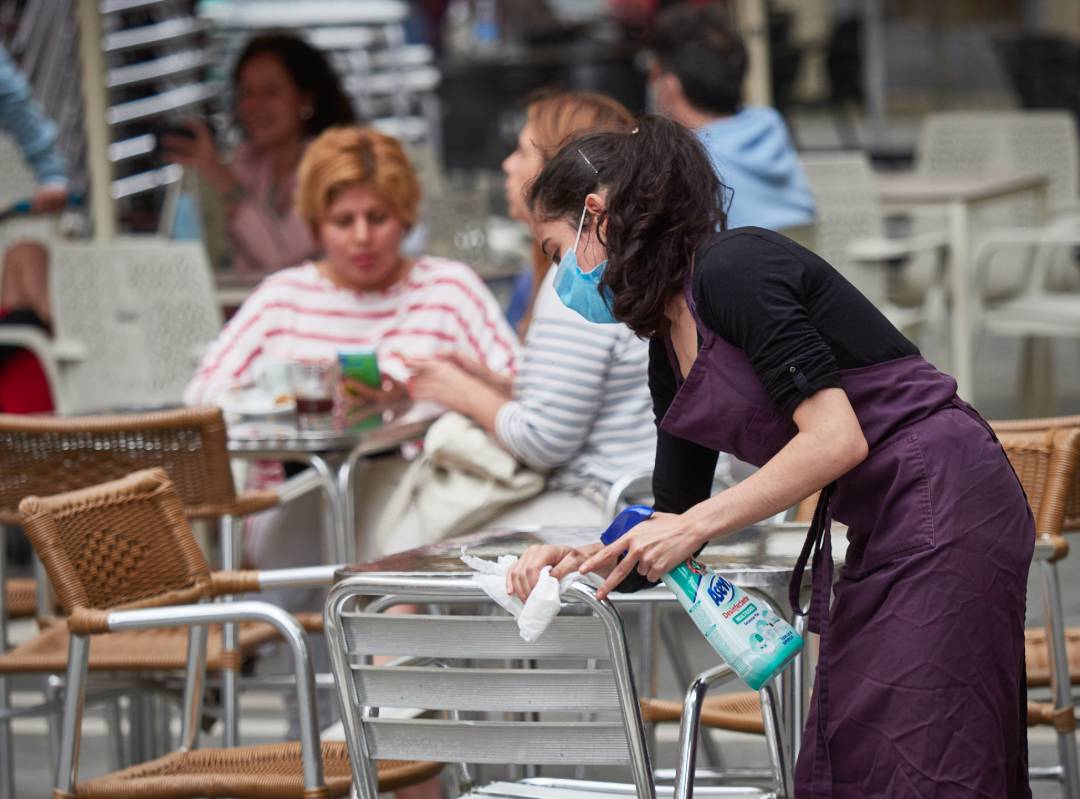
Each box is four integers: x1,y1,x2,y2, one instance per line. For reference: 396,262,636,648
553,206,617,324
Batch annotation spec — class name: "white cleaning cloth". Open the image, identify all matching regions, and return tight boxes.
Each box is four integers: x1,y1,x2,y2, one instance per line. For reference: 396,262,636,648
461,549,581,642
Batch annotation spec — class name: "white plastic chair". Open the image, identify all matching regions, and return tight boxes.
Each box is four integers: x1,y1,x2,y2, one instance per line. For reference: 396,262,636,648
909,110,1080,300
0,238,222,413
325,573,780,799
799,151,948,347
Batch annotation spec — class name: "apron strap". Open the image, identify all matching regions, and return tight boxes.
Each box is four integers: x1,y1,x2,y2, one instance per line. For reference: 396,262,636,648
788,483,837,799
789,483,835,620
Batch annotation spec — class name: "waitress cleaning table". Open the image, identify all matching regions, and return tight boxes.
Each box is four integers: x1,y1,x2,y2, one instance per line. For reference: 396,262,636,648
507,115,1035,798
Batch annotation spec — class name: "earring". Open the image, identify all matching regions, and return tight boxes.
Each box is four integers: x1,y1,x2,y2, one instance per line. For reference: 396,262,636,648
299,106,314,120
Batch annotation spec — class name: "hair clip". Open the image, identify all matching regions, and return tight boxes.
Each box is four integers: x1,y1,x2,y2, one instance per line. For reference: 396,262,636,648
577,148,599,174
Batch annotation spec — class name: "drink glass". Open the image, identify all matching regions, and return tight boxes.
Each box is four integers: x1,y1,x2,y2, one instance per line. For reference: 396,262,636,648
288,360,338,432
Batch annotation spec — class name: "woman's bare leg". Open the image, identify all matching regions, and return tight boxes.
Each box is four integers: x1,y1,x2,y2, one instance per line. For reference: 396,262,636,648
1,241,50,322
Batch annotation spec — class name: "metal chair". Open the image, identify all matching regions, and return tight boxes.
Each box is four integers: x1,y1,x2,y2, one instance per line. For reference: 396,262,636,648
16,467,439,799
0,239,222,414
994,425,1080,798
325,572,778,799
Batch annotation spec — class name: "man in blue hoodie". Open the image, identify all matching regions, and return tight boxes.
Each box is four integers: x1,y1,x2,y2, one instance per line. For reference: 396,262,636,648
649,4,815,231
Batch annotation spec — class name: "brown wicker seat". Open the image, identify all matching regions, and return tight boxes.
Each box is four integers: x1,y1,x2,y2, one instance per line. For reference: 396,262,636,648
5,576,37,619
71,741,442,799
0,613,322,673
19,469,440,799
641,693,764,735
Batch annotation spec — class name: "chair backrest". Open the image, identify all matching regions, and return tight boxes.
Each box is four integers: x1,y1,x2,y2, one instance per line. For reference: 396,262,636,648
0,406,242,525
994,416,1080,533
916,111,1080,214
799,151,889,303
18,468,212,625
48,239,222,414
995,426,1080,538
325,574,654,799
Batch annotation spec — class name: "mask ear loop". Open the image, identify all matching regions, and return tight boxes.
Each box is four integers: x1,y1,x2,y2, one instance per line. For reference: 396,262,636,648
571,205,588,252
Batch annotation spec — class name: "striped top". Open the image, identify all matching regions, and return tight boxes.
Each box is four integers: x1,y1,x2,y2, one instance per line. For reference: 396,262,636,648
495,266,656,492
184,257,520,405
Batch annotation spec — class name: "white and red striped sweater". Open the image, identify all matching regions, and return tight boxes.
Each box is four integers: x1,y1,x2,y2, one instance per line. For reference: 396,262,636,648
184,257,520,405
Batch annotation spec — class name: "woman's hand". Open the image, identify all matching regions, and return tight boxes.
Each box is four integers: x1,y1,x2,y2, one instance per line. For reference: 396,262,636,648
337,376,408,417
506,543,602,601
441,352,513,395
405,357,476,411
579,512,707,600
30,185,68,214
161,119,236,195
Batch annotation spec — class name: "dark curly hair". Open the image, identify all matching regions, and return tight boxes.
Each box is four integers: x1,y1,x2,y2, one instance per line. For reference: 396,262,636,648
527,114,728,338
233,32,357,137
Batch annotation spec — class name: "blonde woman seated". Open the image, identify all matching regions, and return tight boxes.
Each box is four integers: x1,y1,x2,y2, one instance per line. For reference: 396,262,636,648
396,92,656,549
185,125,519,576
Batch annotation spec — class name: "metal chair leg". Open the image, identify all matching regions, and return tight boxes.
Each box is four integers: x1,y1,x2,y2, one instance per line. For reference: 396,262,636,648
674,663,734,799
0,674,14,799
105,697,126,769
46,673,63,763
0,534,13,799
55,634,90,797
760,681,793,799
1041,558,1080,799
659,619,724,770
220,515,240,748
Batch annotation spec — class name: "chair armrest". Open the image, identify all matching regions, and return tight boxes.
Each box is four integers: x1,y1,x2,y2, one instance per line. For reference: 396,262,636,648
1034,534,1068,564
604,468,654,520
972,222,1080,296
210,564,345,596
848,230,948,263
674,663,738,799
275,467,334,505
102,599,324,788
0,324,64,402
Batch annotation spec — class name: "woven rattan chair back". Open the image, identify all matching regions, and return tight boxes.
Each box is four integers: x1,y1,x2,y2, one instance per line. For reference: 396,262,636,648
996,427,1080,537
18,469,212,625
995,417,1080,532
0,406,243,526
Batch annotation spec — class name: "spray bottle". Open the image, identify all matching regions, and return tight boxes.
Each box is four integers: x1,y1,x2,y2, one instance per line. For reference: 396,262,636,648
601,505,802,690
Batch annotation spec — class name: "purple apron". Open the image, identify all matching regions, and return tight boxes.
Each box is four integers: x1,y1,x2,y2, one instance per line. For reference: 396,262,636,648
662,280,1034,797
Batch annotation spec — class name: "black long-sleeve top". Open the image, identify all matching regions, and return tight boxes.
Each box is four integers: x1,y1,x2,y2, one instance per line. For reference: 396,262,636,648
651,226,918,515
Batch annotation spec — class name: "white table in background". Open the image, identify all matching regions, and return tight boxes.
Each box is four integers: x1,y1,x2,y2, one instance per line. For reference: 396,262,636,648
875,170,1050,401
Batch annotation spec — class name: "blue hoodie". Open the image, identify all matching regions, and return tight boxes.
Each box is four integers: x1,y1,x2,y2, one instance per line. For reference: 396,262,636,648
696,106,814,231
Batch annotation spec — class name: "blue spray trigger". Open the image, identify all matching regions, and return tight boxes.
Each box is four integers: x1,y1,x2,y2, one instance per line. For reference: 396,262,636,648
600,504,655,546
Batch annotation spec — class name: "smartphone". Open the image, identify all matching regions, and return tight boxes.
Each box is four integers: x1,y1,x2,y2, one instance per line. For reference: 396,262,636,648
338,350,381,389
154,123,197,160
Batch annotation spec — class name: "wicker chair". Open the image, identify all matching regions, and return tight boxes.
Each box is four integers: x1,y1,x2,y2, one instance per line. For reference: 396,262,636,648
0,407,320,796
995,426,1080,794
20,468,440,799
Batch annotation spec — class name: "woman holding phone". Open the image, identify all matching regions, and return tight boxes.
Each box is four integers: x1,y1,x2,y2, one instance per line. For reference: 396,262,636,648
507,115,1034,798
163,32,355,275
